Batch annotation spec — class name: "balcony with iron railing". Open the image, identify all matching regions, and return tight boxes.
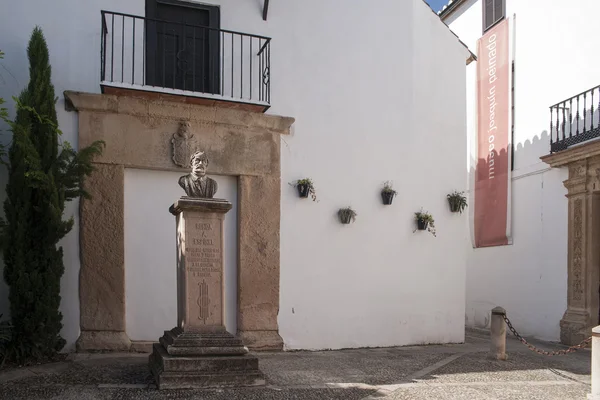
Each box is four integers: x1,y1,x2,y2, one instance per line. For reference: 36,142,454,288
100,10,271,112
550,85,600,153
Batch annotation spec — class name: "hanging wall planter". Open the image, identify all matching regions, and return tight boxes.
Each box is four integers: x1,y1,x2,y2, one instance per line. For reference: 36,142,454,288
338,207,357,224
447,190,467,214
381,181,397,205
297,183,310,198
289,178,317,201
414,209,436,237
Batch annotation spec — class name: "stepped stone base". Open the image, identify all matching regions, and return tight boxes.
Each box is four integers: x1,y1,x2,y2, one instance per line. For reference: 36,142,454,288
160,327,248,356
149,328,265,389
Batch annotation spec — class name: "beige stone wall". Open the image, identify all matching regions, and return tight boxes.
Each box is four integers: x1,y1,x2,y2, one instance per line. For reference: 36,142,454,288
65,91,294,351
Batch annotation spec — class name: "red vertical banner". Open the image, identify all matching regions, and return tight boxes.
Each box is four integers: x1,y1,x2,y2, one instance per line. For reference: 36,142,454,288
474,19,511,248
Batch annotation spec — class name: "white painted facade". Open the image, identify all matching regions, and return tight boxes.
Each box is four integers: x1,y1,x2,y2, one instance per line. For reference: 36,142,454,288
445,0,600,341
0,0,470,351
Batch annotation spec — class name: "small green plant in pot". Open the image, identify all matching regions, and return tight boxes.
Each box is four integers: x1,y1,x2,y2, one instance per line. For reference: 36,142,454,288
447,190,467,214
338,207,357,224
290,178,317,201
414,209,436,236
381,181,397,205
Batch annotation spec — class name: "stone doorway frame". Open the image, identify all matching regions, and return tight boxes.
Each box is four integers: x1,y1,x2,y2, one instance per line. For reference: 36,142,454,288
64,91,294,352
542,141,600,345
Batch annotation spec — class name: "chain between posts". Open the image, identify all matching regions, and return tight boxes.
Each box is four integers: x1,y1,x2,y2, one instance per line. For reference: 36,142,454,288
502,314,592,356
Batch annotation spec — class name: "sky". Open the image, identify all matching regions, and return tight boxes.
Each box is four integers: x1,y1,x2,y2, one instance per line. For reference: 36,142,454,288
425,0,448,12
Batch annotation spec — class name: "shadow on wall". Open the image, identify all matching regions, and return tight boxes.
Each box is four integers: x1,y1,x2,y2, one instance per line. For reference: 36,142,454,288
469,128,552,186
509,98,600,170
514,130,551,168
466,128,561,332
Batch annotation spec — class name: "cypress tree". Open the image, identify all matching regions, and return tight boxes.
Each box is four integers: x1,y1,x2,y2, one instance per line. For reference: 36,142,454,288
0,50,6,122
2,27,103,361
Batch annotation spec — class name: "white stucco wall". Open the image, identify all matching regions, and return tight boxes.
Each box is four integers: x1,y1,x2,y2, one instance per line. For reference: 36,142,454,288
271,0,469,349
446,0,600,341
124,169,238,341
0,0,470,350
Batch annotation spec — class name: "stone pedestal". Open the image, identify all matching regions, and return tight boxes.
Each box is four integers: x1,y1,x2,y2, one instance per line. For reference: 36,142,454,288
149,197,265,389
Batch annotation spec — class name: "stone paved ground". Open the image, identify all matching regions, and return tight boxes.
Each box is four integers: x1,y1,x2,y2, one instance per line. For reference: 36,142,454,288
0,329,592,399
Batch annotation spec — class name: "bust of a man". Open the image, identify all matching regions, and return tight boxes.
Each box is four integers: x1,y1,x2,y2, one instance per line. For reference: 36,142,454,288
178,151,218,198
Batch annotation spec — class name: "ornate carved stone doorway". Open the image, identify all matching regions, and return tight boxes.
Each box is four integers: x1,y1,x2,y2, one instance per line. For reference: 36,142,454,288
542,141,600,345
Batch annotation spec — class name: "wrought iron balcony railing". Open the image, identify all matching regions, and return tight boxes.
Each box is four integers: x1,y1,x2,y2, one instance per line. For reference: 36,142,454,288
100,10,271,108
550,85,600,153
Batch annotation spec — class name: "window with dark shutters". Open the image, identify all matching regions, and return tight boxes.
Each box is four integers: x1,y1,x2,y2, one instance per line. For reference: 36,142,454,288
483,0,505,33
145,0,221,94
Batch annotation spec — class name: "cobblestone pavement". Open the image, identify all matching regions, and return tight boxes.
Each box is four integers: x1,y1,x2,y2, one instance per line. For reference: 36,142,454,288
0,329,591,399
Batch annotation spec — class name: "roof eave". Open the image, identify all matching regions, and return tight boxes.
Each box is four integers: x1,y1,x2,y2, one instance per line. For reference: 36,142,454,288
438,0,468,21
421,0,475,65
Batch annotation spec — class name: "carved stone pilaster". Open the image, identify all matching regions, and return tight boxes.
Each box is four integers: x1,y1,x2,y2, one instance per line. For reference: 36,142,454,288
543,146,600,345
570,197,584,306
560,192,591,345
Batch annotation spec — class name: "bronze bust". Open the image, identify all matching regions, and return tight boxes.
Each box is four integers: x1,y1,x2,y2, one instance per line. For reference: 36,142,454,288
178,151,218,198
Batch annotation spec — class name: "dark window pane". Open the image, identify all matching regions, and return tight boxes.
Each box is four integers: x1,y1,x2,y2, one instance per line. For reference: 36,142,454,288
494,0,505,23
145,0,220,94
484,0,494,31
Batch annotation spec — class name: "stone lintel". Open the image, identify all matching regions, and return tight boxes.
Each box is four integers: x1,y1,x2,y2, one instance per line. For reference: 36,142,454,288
77,112,283,176
170,197,232,215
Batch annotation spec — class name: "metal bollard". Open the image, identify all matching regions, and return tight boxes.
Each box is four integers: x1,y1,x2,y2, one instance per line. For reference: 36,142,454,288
490,306,508,361
589,326,600,400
